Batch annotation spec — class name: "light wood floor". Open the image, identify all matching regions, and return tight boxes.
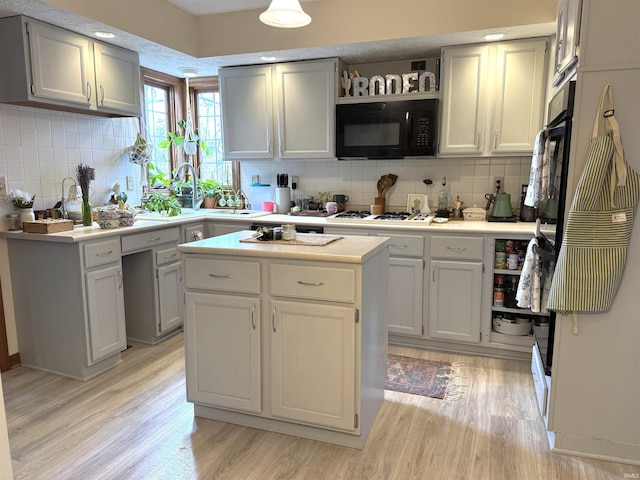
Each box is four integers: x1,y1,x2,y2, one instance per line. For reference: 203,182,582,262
2,333,635,480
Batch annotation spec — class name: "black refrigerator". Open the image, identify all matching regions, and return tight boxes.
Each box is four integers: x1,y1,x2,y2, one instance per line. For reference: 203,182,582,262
535,80,576,375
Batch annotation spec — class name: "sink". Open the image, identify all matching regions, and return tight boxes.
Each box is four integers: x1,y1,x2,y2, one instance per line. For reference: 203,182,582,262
135,208,271,221
204,209,271,219
135,209,202,222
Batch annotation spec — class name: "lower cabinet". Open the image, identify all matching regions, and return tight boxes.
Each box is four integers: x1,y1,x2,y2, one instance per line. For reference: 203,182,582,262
157,261,183,334
185,292,261,413
428,235,484,344
85,264,127,363
270,299,356,431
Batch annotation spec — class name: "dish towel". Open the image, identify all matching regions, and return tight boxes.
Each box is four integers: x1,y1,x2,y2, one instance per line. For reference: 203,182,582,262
525,130,548,207
516,238,542,312
547,85,640,333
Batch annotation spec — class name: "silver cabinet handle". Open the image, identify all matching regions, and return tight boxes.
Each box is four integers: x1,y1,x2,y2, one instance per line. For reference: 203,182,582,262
100,84,105,105
95,250,113,257
147,237,161,243
390,244,408,249
208,273,232,278
118,269,123,289
268,138,272,155
432,265,436,282
251,304,256,331
494,129,498,149
447,246,467,252
87,81,92,103
279,137,284,155
164,253,178,259
476,130,482,149
272,306,276,333
297,280,325,286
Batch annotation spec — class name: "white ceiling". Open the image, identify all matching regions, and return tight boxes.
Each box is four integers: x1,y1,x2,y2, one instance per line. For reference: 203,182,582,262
0,0,555,77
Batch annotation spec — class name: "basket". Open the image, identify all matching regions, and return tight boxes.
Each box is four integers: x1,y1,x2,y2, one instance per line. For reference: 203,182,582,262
463,207,487,221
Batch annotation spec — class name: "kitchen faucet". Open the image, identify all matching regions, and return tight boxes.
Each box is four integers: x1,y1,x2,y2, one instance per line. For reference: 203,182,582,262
174,163,203,210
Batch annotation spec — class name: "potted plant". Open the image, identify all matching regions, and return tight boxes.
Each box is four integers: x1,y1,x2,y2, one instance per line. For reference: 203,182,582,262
147,162,172,193
198,178,221,208
124,132,152,165
144,192,182,217
158,119,212,158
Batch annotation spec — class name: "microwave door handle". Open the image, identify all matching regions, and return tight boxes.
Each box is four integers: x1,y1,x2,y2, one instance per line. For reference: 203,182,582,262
405,112,412,145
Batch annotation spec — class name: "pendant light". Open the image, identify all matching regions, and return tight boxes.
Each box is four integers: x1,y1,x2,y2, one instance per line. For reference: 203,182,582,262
259,0,311,28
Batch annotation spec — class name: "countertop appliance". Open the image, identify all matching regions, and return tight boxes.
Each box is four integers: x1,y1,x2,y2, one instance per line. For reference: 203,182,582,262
534,80,576,375
336,99,438,159
326,210,435,225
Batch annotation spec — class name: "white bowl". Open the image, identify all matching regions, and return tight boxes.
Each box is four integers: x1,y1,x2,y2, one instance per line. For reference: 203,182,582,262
493,318,531,336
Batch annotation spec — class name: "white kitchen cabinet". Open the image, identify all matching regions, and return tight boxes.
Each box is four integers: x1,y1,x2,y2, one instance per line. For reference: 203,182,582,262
439,39,548,156
220,59,339,160
553,0,582,86
185,292,261,413
85,264,127,363
157,261,183,334
428,236,483,344
0,15,141,117
270,299,356,430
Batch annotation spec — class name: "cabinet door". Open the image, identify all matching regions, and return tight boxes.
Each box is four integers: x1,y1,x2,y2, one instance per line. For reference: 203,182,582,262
157,262,183,334
388,257,424,337
27,19,93,106
428,260,482,344
439,45,489,155
185,292,261,413
220,65,273,159
93,42,141,115
270,300,356,431
492,40,547,154
275,60,336,159
85,264,126,363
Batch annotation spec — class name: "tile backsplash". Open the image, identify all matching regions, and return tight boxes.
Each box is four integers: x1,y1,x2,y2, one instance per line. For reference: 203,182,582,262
0,104,143,229
0,104,533,231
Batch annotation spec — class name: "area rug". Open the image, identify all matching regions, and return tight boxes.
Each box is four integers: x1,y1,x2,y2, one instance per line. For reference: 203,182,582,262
385,354,465,400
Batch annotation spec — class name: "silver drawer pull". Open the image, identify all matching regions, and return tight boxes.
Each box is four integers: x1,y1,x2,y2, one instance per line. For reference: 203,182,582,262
95,250,113,257
164,253,178,259
297,280,325,286
390,244,408,249
147,237,161,243
209,273,232,278
447,246,467,252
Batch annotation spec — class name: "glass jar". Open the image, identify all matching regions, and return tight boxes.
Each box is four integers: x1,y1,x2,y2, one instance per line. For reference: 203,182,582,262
281,224,296,241
6,213,21,231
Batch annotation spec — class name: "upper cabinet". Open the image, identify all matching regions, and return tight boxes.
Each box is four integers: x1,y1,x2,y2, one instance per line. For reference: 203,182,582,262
220,59,340,160
0,16,141,117
439,39,548,156
553,0,582,86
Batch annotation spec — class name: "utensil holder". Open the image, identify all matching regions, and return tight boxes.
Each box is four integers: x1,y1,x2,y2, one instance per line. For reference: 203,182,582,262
374,196,386,213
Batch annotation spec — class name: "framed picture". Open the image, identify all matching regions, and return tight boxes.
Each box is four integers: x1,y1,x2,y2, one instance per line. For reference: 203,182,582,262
407,194,428,214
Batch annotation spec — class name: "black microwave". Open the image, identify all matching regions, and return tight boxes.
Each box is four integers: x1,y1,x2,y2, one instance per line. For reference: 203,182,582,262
336,98,438,159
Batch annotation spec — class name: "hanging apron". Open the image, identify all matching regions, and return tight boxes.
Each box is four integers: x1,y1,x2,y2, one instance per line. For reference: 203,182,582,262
547,85,640,332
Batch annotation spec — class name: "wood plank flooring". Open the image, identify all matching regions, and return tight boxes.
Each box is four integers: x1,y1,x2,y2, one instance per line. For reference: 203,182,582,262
2,334,635,479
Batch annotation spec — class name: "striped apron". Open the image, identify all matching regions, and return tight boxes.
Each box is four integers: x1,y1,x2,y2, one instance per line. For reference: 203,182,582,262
547,85,640,332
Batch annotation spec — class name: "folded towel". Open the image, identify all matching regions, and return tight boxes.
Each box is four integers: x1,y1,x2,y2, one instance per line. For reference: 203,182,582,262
525,130,547,207
516,238,541,311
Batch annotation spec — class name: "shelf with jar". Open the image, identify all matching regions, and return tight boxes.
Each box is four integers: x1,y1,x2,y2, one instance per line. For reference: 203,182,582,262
490,238,549,349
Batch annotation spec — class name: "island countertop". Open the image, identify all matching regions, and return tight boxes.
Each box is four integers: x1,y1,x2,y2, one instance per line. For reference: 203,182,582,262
177,230,389,264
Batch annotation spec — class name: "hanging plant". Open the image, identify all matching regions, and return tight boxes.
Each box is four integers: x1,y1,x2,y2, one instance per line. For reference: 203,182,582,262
158,119,212,158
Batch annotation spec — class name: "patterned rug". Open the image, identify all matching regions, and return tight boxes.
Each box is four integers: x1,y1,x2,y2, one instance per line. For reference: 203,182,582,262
385,354,464,400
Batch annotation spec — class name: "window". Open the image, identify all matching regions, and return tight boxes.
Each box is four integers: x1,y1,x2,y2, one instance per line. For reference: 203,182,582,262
141,68,238,190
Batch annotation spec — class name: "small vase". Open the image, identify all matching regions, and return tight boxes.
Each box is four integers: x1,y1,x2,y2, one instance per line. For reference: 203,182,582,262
81,196,93,226
19,208,35,227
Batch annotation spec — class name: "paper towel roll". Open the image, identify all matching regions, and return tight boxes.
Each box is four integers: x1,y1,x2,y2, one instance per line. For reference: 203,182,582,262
275,187,291,214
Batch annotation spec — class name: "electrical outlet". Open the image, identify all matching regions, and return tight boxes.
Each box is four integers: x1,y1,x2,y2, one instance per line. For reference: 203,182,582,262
292,176,299,185
126,176,134,191
493,176,505,193
0,176,6,196
252,175,260,184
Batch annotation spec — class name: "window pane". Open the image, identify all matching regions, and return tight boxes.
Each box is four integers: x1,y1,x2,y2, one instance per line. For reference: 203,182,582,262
197,91,232,186
144,84,171,183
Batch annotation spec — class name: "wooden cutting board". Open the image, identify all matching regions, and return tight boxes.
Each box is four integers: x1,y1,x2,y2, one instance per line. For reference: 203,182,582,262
22,219,74,234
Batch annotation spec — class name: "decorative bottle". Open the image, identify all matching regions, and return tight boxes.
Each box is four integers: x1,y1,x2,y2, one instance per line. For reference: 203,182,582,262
81,196,93,226
437,176,450,217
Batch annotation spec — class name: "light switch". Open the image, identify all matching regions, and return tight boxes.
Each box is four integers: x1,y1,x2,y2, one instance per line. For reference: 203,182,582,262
126,176,135,190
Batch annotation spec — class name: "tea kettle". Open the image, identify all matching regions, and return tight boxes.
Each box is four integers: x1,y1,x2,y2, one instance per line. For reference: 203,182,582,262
492,193,513,218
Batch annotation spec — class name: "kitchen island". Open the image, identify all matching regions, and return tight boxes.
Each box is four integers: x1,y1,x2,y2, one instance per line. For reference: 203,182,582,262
177,230,389,448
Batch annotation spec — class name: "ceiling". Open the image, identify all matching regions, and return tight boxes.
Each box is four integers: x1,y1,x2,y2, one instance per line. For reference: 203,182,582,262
0,0,556,78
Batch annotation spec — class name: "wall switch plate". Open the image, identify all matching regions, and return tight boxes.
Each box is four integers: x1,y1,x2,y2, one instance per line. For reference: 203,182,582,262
493,176,504,194
0,176,6,196
252,175,260,184
126,176,134,191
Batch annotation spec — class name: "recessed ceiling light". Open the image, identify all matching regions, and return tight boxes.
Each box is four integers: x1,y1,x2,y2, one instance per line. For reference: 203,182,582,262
484,33,505,41
181,68,198,78
261,56,276,61
95,31,115,39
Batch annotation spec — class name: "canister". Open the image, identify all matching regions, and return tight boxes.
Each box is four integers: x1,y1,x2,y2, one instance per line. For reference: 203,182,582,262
281,224,296,241
494,251,506,269
493,287,505,306
507,253,519,270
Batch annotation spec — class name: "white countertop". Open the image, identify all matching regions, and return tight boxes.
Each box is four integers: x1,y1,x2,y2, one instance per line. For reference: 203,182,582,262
177,230,390,264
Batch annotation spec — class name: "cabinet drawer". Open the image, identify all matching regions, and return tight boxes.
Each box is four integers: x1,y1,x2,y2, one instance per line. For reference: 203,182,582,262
270,264,355,303
431,236,483,260
374,233,423,257
184,257,260,294
121,227,180,253
156,245,180,266
83,238,122,269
